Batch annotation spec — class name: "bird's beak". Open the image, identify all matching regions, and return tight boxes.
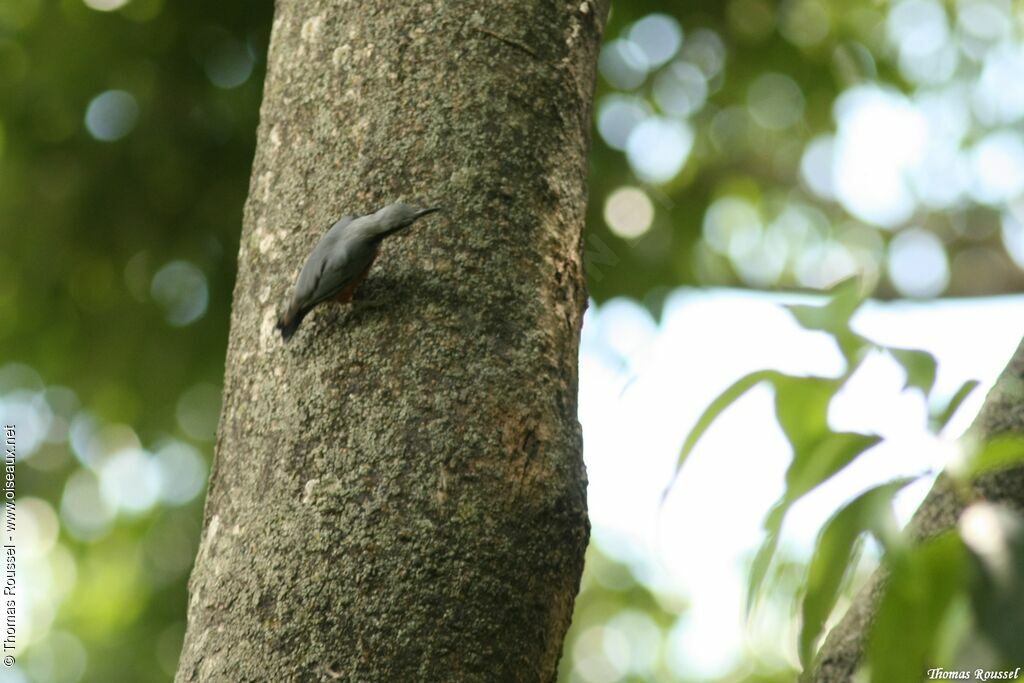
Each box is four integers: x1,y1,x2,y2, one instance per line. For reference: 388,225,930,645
415,207,442,219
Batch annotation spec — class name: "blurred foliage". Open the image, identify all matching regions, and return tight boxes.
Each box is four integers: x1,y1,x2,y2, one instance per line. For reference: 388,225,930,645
5,0,1024,682
1,0,271,681
671,280,1024,679
587,0,1024,307
0,0,270,431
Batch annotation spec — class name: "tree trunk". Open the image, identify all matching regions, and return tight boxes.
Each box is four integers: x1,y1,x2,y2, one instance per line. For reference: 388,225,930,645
175,2,609,681
812,338,1024,681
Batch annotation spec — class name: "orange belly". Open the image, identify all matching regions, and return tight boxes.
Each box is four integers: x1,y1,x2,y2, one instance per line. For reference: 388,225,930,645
332,257,376,304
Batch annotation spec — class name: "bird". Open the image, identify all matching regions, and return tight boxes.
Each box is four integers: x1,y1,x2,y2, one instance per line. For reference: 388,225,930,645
276,202,441,341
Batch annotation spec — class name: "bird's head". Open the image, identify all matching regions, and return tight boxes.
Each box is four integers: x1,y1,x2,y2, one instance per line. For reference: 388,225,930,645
370,203,441,238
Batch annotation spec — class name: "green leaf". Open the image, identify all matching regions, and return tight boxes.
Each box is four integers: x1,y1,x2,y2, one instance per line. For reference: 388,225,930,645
744,376,880,613
888,347,937,397
964,435,1024,479
868,532,967,682
773,375,836,453
930,380,980,433
784,278,871,362
747,523,781,615
747,431,881,613
672,359,883,623
784,431,882,504
798,478,916,669
785,277,864,335
666,369,783,497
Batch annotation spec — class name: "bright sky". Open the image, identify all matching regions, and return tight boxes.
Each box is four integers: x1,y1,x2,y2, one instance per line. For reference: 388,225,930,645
578,290,1024,677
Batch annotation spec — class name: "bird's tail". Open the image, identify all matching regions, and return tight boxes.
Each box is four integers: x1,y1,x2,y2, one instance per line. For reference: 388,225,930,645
276,306,307,341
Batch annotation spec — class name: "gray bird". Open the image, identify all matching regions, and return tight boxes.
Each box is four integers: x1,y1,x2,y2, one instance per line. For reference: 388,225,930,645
276,202,441,341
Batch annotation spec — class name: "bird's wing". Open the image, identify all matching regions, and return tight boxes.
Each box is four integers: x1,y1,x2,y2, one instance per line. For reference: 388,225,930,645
305,241,378,306
289,216,355,309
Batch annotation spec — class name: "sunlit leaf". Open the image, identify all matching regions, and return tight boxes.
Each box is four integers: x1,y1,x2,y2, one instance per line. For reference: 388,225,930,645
784,431,882,503
773,375,836,453
930,380,980,433
799,478,916,669
747,430,881,613
785,277,864,334
736,372,881,613
784,278,870,362
747,507,784,613
888,347,937,397
666,369,783,496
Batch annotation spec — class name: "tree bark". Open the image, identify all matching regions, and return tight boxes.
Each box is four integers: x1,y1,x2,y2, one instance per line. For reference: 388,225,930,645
175,1,609,681
813,338,1024,681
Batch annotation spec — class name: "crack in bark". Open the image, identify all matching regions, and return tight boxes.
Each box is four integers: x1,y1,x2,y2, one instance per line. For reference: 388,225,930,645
475,27,539,59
